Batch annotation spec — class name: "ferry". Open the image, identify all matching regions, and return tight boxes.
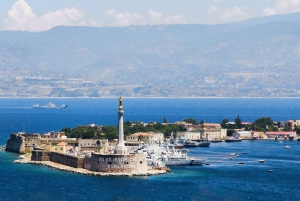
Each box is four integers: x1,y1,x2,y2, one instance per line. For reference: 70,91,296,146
33,102,67,109
161,148,206,166
143,142,206,167
225,137,242,142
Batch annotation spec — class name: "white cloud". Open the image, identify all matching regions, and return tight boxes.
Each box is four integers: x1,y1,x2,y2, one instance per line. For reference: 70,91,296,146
3,0,87,32
208,6,248,24
263,0,300,16
147,9,186,25
104,9,143,27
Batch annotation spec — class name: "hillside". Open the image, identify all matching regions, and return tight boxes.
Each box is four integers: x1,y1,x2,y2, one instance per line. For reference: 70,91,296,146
1,13,300,97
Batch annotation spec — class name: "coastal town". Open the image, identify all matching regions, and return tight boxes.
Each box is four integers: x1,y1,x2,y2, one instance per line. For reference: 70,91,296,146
3,97,300,176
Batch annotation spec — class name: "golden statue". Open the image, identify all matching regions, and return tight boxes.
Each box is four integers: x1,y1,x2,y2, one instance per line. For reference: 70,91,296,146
118,97,123,111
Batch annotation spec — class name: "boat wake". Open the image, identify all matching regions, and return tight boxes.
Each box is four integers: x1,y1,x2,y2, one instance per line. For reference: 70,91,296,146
0,107,32,109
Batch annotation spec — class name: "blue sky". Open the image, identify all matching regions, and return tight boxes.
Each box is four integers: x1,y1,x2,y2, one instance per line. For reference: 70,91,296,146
1,0,300,31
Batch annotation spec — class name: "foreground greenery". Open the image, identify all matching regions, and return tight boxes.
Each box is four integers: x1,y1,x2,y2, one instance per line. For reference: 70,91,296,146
60,116,300,140
221,116,299,134
61,121,186,141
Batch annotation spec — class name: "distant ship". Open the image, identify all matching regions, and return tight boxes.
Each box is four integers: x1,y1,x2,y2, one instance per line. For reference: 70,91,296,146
33,102,67,109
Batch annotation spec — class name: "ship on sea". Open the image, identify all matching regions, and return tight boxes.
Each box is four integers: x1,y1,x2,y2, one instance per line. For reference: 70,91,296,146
33,102,67,109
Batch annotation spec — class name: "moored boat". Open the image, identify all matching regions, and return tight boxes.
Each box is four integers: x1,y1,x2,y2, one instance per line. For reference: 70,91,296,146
289,133,295,140
184,140,200,147
225,137,242,142
198,141,210,147
161,149,206,166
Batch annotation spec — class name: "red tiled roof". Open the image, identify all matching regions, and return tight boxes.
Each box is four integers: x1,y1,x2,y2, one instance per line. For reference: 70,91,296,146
130,132,154,137
266,131,295,135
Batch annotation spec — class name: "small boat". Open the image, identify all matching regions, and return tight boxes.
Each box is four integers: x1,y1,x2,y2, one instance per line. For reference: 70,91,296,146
160,149,206,166
284,145,290,149
238,162,244,164
225,137,242,142
184,140,199,147
258,160,264,163
230,153,235,156
198,141,210,147
269,170,273,172
33,102,67,109
242,152,247,154
211,139,223,142
289,133,295,140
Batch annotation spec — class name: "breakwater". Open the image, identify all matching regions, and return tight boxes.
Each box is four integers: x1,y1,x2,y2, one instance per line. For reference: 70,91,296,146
14,156,169,176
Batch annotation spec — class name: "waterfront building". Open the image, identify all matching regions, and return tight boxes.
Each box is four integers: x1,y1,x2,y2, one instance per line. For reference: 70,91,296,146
174,121,194,130
42,131,66,139
287,120,300,127
50,142,73,154
177,131,201,140
266,131,296,139
126,132,164,142
203,128,227,140
178,128,227,141
233,131,252,139
203,123,221,129
78,139,108,152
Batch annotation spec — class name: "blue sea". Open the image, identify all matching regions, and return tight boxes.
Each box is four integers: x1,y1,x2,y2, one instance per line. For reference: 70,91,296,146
0,98,300,201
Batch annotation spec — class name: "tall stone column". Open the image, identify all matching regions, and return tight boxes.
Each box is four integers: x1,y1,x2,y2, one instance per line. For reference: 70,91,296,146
114,97,127,155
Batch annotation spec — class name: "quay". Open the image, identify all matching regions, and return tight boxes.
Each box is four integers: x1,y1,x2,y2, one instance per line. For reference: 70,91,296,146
14,156,169,176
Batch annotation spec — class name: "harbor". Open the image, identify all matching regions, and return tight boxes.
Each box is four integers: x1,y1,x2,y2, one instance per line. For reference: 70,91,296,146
2,139,300,200
1,98,300,200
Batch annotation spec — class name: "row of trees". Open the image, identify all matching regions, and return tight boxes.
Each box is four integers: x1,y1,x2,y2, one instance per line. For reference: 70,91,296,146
61,121,187,141
220,115,298,133
60,116,300,141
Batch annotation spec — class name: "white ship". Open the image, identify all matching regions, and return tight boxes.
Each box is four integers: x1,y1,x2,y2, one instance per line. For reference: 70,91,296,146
142,142,206,167
33,102,67,109
161,147,205,166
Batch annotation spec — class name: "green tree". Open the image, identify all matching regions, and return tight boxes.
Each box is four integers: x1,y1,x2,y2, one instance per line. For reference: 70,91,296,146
234,115,242,128
60,127,72,137
199,120,204,129
102,125,118,141
183,118,197,125
82,130,95,139
252,117,274,132
163,117,168,123
221,118,229,128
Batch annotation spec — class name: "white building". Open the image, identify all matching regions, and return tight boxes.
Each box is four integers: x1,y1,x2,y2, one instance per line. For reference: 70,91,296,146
177,131,201,140
126,132,164,142
204,129,227,140
233,131,252,139
178,129,227,141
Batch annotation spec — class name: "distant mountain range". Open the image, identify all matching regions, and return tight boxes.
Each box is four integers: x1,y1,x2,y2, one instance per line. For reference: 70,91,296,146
1,12,300,97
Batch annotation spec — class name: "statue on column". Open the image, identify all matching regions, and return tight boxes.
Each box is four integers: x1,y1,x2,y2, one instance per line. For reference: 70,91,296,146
118,97,123,111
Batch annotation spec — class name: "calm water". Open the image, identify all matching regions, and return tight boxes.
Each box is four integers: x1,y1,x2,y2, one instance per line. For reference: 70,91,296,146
0,98,300,201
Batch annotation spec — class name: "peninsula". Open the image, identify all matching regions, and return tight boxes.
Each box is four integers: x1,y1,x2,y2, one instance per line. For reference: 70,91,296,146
10,97,170,176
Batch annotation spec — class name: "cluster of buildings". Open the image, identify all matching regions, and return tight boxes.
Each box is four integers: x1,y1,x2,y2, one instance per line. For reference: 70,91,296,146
6,98,155,175
5,96,300,175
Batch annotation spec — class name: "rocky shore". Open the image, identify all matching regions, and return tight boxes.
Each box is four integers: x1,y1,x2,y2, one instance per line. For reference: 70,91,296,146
14,157,169,177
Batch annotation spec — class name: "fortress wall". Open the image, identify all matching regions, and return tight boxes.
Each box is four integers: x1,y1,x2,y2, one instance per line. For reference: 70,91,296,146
84,153,147,174
31,151,51,161
5,134,25,154
51,152,84,168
